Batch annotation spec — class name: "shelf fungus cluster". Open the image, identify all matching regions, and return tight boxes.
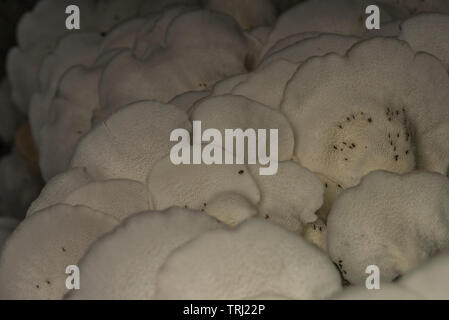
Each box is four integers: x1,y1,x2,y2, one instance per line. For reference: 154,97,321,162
0,0,449,299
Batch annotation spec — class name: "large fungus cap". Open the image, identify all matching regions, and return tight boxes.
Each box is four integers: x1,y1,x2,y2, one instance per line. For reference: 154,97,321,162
0,204,119,299
191,94,294,161
155,218,342,299
67,207,221,299
70,100,191,182
327,170,449,284
282,37,449,190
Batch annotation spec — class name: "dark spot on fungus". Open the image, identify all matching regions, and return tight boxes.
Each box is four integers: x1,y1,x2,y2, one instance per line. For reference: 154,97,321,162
62,247,66,252
367,118,372,123
333,145,338,150
344,158,348,161
100,32,107,37
337,184,342,188
405,150,409,155
351,143,356,148
325,183,328,188
238,170,244,175
338,124,343,129
46,280,51,285
265,215,270,219
394,155,399,161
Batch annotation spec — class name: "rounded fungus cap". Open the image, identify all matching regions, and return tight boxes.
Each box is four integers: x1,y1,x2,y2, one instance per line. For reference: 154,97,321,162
191,94,294,161
259,33,360,68
147,152,261,214
0,204,119,299
231,59,298,110
38,63,106,180
62,179,152,221
66,207,221,299
99,10,256,111
261,0,390,57
169,90,210,113
399,13,449,70
70,100,191,182
155,218,342,299
248,161,324,233
205,192,258,227
282,37,449,195
327,170,449,284
27,167,92,217
333,251,449,299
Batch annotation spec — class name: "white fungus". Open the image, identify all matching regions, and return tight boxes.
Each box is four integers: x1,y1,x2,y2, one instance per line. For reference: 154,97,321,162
248,161,324,233
66,207,221,299
3,0,449,301
0,204,119,299
147,152,261,215
327,170,449,284
155,218,342,299
61,179,152,221
70,100,191,182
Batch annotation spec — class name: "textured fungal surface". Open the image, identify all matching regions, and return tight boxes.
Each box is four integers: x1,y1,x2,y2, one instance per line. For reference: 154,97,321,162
327,171,449,284
1,0,449,301
155,219,342,300
67,208,221,300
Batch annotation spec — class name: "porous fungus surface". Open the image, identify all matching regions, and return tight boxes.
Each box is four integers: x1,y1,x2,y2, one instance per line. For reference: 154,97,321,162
327,171,449,284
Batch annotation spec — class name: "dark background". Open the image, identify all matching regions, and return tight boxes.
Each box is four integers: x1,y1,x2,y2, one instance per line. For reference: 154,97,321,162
0,0,39,78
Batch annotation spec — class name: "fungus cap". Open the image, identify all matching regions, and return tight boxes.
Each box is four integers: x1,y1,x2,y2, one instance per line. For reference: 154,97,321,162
399,13,449,70
191,94,294,161
70,100,191,182
147,151,261,213
67,207,220,299
27,167,92,217
155,218,342,299
62,179,152,221
248,161,324,233
0,204,119,299
327,170,449,284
